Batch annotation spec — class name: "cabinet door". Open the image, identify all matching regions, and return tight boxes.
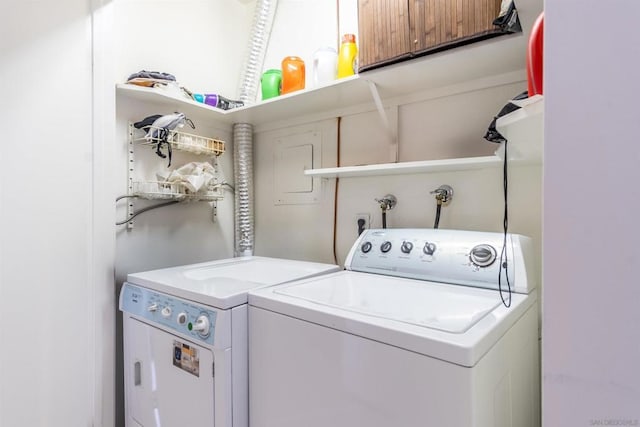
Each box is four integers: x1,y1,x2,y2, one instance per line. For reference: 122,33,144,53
410,0,502,53
358,0,412,71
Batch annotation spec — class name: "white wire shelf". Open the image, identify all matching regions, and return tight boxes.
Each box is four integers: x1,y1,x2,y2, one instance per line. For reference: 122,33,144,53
135,126,225,156
132,181,223,201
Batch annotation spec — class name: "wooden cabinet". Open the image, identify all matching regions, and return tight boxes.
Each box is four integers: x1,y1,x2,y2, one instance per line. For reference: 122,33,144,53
358,0,413,71
358,0,505,72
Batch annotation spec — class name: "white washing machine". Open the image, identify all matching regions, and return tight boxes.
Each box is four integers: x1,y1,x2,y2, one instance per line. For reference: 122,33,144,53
119,256,339,427
249,229,540,427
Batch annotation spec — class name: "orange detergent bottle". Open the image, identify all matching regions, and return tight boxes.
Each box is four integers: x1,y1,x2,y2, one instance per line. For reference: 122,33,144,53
337,34,358,78
281,56,305,94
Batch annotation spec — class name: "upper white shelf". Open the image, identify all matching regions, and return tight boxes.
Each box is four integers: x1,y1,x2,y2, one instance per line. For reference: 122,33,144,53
116,75,368,126
116,0,541,127
117,31,532,128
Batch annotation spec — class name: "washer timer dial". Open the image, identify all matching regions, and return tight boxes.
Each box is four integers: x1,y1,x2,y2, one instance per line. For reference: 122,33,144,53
189,315,211,338
469,244,497,267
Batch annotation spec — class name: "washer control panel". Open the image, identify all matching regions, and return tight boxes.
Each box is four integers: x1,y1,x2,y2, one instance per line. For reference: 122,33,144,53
345,228,534,292
120,283,217,345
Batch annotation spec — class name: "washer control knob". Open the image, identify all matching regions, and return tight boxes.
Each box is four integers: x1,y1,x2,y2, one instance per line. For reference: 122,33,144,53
470,244,497,267
380,241,392,253
161,306,172,318
190,315,211,338
361,241,372,253
423,242,437,256
147,303,158,312
401,241,414,254
176,312,188,325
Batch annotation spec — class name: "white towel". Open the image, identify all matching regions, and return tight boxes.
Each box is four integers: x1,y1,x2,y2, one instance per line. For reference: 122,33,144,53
157,162,216,193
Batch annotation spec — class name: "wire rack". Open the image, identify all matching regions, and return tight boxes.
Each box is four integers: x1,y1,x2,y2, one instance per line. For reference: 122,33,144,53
132,181,223,201
136,126,225,156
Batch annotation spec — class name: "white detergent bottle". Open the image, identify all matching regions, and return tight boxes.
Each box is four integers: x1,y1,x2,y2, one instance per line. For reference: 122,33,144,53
312,47,338,87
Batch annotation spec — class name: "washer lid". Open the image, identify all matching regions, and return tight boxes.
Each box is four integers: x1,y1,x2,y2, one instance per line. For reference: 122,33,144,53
126,256,340,309
250,271,537,367
275,272,500,333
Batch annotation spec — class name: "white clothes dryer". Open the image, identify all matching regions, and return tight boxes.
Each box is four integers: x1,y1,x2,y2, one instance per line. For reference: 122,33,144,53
119,256,339,427
249,229,540,427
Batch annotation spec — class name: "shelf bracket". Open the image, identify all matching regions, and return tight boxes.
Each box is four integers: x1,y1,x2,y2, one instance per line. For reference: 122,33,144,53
367,80,398,162
127,123,135,229
211,201,218,223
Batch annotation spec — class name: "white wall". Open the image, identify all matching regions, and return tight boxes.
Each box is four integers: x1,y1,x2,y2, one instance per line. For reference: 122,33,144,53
114,99,237,278
114,0,252,98
254,82,542,271
256,0,360,101
254,119,339,263
543,1,640,425
253,0,543,269
337,0,359,40
0,1,114,426
112,0,252,293
93,2,118,425
260,0,339,98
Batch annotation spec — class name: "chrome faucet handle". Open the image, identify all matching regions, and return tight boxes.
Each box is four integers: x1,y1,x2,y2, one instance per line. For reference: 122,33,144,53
430,185,453,205
375,194,397,211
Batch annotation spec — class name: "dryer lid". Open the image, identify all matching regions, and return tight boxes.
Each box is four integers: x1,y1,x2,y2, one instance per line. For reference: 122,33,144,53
127,256,340,309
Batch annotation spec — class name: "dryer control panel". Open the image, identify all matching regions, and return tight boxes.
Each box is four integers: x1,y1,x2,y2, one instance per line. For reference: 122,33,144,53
120,283,218,345
345,228,536,294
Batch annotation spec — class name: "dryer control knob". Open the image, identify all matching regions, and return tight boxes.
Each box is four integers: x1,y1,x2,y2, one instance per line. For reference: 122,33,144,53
470,244,497,267
161,306,172,318
176,312,188,325
147,303,158,312
191,315,211,338
361,241,372,253
380,241,392,253
401,241,413,254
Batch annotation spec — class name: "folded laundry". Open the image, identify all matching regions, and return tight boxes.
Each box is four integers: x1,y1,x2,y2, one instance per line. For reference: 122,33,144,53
127,70,176,82
157,162,217,193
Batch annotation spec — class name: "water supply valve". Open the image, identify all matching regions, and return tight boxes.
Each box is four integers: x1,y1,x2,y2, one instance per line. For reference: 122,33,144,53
375,194,397,212
430,185,453,205
375,194,397,229
429,185,453,229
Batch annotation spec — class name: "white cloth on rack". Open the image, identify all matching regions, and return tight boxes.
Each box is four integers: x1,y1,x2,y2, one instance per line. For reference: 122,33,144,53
157,162,216,193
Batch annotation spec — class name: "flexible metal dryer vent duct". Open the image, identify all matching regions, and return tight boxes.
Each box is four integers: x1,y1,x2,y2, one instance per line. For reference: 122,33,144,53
234,0,278,257
238,0,278,106
233,123,254,257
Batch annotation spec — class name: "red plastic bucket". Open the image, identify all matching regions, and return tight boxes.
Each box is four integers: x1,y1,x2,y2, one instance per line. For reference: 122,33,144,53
527,12,544,96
